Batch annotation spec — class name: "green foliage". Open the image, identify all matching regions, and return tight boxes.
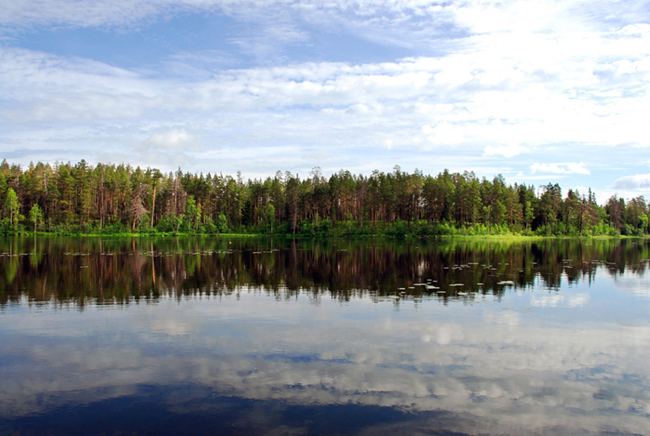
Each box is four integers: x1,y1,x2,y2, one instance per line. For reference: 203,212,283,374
0,159,647,238
5,187,18,229
216,214,229,233
29,204,44,232
156,214,182,234
390,219,408,238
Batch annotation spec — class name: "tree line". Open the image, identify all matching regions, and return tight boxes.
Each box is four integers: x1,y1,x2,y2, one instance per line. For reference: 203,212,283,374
0,159,647,237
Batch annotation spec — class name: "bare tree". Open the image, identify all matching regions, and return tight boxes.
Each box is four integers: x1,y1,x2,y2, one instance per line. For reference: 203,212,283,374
129,184,149,232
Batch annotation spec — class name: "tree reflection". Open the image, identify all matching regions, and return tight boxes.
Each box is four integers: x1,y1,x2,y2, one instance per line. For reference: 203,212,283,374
1,237,649,307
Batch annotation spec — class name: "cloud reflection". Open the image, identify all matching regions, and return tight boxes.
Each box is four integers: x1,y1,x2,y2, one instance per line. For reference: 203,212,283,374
614,272,650,297
1,290,650,435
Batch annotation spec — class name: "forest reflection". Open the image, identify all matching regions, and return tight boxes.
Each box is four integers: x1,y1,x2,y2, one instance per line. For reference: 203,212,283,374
1,237,649,307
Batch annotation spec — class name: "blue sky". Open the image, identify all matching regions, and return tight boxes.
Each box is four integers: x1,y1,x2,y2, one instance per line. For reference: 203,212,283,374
1,0,650,201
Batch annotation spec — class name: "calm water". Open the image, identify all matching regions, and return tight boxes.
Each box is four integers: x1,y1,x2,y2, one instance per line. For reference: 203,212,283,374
1,237,650,435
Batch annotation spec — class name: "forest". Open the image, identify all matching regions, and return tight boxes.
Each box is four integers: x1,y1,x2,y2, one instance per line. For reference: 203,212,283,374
0,159,647,237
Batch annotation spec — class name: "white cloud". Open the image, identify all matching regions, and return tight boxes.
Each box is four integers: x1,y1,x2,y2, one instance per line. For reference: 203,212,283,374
484,143,527,158
2,0,650,182
421,122,464,146
345,103,369,115
530,163,590,175
142,129,200,151
613,174,650,190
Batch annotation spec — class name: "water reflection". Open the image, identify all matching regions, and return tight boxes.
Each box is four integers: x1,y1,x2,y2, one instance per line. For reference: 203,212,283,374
1,237,650,435
1,237,650,307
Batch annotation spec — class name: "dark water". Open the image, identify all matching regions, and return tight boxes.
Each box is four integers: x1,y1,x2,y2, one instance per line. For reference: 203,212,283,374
1,237,650,435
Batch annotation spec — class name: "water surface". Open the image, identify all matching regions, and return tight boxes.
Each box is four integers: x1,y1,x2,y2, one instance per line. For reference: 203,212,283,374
1,237,649,435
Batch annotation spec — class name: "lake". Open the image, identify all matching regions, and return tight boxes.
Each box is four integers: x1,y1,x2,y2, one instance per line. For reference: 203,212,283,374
1,237,649,435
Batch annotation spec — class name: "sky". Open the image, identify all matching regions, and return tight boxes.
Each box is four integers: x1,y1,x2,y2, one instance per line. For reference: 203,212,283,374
1,0,650,201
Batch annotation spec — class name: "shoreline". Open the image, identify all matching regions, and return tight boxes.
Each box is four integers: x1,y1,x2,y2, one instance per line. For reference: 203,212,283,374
3,231,646,240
